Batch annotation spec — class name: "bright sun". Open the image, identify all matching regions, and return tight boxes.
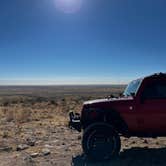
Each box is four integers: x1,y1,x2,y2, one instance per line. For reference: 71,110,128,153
55,0,82,14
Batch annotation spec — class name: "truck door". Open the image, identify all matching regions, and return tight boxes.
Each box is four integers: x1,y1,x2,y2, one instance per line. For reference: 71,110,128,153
136,80,166,134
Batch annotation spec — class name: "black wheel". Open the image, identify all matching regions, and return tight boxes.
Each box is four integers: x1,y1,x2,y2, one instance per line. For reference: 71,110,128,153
82,123,121,161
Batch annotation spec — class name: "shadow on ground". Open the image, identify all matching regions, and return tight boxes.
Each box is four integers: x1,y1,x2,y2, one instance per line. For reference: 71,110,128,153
72,147,166,166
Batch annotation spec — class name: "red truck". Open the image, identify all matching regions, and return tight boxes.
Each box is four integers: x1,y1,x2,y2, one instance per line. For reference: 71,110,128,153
69,73,166,160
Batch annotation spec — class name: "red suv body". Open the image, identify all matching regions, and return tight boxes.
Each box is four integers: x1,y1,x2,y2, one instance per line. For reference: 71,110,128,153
69,73,166,160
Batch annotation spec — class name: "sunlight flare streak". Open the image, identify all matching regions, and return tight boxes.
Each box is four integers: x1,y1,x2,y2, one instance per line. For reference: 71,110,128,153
54,0,82,13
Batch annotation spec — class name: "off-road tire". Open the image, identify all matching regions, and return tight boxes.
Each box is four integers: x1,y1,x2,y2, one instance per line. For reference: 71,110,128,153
82,123,121,161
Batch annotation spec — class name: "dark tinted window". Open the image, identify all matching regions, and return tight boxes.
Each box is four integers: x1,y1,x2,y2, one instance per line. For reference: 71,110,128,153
142,80,166,99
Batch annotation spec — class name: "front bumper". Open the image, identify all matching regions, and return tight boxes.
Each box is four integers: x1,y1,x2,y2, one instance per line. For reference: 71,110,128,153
69,111,81,132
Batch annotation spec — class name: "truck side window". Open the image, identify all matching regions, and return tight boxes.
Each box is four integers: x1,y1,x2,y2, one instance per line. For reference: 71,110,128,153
143,80,166,100
142,82,158,99
156,82,166,98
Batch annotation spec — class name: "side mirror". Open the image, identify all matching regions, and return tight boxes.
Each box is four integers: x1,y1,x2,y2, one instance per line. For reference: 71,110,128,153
130,92,135,97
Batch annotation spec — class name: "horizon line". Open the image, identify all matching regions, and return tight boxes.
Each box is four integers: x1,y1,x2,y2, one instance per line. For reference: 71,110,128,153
0,83,127,86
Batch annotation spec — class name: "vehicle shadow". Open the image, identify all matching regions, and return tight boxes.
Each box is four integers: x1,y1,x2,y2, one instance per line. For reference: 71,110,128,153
71,147,166,166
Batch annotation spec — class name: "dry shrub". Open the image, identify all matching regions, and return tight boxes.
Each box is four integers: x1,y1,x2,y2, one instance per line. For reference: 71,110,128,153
0,107,6,119
15,107,31,123
5,106,31,123
5,108,14,122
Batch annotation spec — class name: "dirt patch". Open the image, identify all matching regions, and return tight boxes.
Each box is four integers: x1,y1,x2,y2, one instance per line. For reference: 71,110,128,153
0,120,166,166
0,86,165,165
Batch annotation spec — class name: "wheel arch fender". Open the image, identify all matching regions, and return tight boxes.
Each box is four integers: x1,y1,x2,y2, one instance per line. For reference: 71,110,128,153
103,109,129,135
83,122,117,134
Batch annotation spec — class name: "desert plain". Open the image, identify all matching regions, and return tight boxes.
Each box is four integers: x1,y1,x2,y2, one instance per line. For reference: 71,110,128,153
0,85,165,166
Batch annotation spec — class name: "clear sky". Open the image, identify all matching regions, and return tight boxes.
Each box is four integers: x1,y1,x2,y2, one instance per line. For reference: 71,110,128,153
0,0,166,85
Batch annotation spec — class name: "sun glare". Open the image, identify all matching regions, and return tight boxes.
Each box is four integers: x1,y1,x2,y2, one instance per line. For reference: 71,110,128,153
55,0,82,14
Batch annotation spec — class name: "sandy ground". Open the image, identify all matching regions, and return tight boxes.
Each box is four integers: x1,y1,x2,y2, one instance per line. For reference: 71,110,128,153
0,86,165,165
0,119,166,166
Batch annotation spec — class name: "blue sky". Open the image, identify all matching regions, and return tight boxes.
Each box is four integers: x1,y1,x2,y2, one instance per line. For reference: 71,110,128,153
0,0,166,85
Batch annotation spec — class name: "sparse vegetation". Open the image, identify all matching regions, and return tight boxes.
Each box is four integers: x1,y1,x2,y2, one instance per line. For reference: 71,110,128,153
0,85,127,165
1,85,165,166
0,85,125,124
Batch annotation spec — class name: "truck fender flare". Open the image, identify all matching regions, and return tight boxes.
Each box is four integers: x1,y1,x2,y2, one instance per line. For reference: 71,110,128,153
83,122,117,134
103,109,129,135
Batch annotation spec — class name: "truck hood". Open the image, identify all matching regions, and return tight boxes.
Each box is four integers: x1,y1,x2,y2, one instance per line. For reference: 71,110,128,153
84,97,133,105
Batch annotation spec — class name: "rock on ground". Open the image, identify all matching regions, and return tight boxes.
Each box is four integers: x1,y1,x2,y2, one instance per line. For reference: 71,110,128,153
0,121,166,166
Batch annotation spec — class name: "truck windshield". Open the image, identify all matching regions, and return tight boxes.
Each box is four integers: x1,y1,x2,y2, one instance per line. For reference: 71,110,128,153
123,78,142,97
